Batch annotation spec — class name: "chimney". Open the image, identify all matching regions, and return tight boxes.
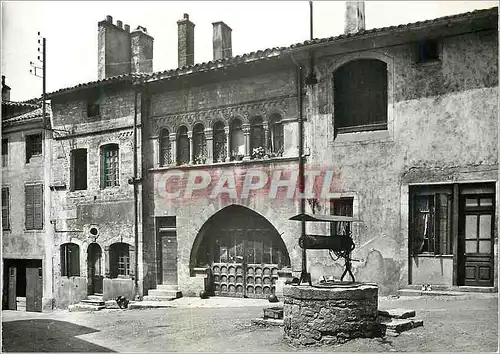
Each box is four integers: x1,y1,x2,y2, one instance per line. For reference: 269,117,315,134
344,1,365,34
131,26,154,74
2,76,11,101
177,13,195,67
97,15,132,79
212,21,232,60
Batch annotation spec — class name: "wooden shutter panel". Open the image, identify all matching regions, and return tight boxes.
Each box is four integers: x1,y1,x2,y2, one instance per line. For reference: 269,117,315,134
33,184,43,229
60,245,67,276
71,244,80,276
2,188,9,230
70,151,75,191
25,185,34,229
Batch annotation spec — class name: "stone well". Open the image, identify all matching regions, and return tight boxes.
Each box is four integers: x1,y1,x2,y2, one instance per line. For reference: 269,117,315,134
283,283,381,346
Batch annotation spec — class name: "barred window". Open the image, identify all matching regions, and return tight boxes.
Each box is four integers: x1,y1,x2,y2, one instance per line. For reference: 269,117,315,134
192,123,206,164
110,243,130,278
159,129,171,166
60,243,80,277
177,126,190,165
101,144,119,188
213,121,226,163
268,114,284,156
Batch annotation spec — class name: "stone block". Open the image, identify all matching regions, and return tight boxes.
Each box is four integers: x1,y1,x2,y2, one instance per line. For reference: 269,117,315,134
378,308,416,319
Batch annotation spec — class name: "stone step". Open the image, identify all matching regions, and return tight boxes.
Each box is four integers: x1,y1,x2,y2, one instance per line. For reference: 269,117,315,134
87,295,104,301
147,289,182,298
142,294,181,302
380,318,424,335
156,284,180,291
129,301,176,310
378,308,416,319
80,299,105,306
263,306,284,319
399,289,469,297
403,285,497,293
68,303,105,312
252,318,284,327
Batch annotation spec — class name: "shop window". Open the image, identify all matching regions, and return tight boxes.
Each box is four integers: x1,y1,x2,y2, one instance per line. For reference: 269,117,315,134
110,243,130,278
159,129,171,166
100,144,119,188
192,123,207,164
70,149,87,191
177,126,190,165
334,59,388,133
60,243,80,277
25,184,43,230
26,133,42,163
213,121,226,163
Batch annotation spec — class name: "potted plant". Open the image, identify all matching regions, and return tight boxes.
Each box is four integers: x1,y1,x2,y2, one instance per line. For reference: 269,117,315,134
251,146,266,160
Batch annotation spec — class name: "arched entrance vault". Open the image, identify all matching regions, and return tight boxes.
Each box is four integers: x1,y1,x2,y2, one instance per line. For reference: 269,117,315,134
190,205,291,298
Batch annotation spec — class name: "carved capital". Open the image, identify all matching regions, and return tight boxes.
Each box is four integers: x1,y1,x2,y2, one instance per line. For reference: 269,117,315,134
169,133,176,142
204,128,214,140
187,131,193,139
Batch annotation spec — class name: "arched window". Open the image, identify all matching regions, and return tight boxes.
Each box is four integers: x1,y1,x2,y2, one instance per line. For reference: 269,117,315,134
109,243,130,278
268,114,284,156
177,126,190,165
250,117,265,159
60,243,80,277
159,129,171,166
192,123,206,164
100,144,119,188
230,118,244,160
333,59,388,133
213,121,226,163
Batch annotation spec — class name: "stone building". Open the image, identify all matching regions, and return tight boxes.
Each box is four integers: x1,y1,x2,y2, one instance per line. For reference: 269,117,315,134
2,76,53,311
43,3,498,308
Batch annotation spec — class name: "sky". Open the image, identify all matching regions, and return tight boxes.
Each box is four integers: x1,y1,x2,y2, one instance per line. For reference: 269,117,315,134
1,1,498,101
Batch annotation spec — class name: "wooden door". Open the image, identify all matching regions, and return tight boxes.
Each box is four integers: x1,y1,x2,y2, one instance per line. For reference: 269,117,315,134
161,231,178,285
87,243,103,294
8,266,16,310
26,264,42,312
461,195,494,287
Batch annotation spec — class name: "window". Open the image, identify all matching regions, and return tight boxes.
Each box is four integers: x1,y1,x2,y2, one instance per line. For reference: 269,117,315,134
101,144,119,188
2,139,7,167
410,186,452,255
2,187,9,230
26,133,42,163
177,126,190,165
250,117,265,159
71,149,87,191
417,39,439,63
334,59,388,133
110,243,130,278
192,123,206,164
268,114,284,156
330,198,353,237
25,184,43,230
60,243,80,277
230,119,244,160
159,129,171,166
87,90,100,117
213,121,226,163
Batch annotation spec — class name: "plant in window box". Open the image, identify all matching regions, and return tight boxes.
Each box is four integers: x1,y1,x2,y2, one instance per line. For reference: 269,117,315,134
231,150,244,161
268,148,284,158
251,146,266,160
194,154,207,165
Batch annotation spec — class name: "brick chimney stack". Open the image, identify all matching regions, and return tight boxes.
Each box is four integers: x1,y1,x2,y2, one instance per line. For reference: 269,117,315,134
131,26,154,74
177,13,195,68
212,21,232,60
2,75,11,101
344,1,365,34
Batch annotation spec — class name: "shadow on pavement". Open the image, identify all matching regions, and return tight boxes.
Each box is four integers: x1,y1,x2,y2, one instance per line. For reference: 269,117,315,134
2,319,115,352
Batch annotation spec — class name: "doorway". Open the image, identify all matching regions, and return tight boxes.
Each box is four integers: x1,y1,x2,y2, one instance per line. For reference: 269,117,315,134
2,259,42,312
87,243,103,294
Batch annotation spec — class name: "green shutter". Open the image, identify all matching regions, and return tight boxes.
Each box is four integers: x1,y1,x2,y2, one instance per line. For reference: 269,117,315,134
25,185,34,229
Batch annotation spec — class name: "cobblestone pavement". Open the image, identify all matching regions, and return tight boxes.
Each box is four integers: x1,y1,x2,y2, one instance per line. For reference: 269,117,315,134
2,294,498,352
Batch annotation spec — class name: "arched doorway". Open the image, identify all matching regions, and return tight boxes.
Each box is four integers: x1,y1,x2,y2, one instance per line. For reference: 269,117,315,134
87,243,103,295
193,205,290,298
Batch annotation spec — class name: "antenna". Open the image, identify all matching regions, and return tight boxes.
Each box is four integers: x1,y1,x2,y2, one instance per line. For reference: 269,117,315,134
29,31,47,129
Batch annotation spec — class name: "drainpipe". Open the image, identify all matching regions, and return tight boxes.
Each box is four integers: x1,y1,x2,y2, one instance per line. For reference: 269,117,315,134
133,86,140,299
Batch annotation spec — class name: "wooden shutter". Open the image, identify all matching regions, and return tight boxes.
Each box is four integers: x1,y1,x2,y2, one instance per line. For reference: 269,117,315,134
33,184,43,229
2,188,9,230
60,245,67,276
70,244,80,276
70,151,75,191
25,185,34,229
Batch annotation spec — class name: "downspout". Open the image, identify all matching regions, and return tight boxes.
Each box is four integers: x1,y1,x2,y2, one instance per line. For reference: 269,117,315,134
133,85,139,299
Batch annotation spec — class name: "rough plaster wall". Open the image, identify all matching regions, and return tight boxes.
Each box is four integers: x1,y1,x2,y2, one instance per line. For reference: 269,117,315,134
305,30,498,293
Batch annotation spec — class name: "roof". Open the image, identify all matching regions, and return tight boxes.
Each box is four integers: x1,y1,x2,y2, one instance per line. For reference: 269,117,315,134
47,6,498,97
3,106,51,126
289,213,360,223
2,100,40,109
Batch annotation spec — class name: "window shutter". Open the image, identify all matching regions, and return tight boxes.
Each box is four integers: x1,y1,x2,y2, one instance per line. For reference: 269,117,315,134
25,185,34,229
70,151,75,191
2,188,9,230
33,184,43,229
60,245,67,276
70,244,80,276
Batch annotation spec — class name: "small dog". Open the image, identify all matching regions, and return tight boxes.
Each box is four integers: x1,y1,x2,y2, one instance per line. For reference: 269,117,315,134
116,296,129,309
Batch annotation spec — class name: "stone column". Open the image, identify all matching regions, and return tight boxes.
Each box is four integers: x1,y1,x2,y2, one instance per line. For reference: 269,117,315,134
224,126,231,162
104,246,111,278
205,128,213,163
187,130,193,164
152,135,160,168
242,123,251,161
129,245,135,278
169,133,177,166
263,125,269,154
